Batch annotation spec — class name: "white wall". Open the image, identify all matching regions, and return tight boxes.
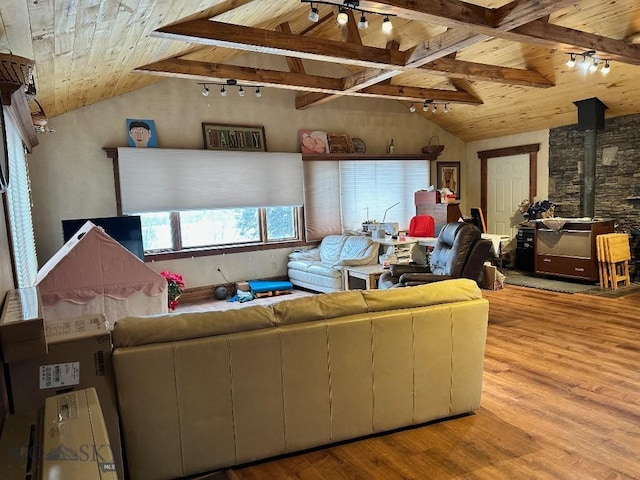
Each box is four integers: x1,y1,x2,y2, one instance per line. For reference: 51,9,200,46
465,130,550,207
28,67,465,288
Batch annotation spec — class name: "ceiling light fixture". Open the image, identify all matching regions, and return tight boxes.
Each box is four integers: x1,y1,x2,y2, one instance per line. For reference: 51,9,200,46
411,100,451,114
565,50,611,75
197,80,264,99
301,1,396,32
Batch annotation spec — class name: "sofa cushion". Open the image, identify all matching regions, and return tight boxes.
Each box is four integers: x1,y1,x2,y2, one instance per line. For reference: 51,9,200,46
362,278,482,312
112,306,277,348
273,290,368,325
318,235,348,264
333,236,377,267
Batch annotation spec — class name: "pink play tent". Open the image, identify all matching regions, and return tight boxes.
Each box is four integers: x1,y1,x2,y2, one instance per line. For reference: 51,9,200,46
35,221,168,324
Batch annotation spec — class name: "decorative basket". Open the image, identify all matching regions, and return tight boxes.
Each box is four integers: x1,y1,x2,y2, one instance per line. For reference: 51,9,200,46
421,135,445,155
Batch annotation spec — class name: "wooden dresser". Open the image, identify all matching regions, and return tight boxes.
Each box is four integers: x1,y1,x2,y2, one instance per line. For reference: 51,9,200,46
415,203,463,234
534,219,614,281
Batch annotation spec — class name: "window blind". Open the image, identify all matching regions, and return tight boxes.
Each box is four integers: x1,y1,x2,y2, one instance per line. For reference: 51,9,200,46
302,161,342,241
116,148,304,214
339,160,430,232
5,111,38,288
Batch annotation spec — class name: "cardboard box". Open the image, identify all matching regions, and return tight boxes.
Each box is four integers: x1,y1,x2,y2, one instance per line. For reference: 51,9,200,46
236,281,251,292
0,287,47,363
0,409,42,480
41,387,118,479
483,264,505,290
414,190,440,205
6,314,123,479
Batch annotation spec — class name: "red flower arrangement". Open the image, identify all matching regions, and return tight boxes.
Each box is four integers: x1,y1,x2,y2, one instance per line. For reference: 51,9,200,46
160,271,185,311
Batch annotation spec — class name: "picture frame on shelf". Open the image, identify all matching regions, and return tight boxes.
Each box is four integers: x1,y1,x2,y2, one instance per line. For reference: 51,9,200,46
202,123,267,151
436,161,461,200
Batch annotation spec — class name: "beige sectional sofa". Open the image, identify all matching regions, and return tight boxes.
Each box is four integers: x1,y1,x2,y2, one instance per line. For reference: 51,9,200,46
111,279,489,480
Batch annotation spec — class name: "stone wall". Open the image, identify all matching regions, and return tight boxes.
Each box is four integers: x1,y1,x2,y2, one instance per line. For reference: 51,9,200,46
549,113,640,232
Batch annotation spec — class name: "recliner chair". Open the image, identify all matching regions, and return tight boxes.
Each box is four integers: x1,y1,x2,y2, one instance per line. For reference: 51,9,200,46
378,222,492,288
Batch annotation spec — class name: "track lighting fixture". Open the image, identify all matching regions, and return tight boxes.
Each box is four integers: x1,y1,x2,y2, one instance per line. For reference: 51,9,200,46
411,100,451,114
301,1,395,32
197,80,264,99
565,50,611,75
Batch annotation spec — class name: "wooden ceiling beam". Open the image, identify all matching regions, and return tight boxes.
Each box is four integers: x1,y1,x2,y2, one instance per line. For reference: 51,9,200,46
509,19,640,66
420,57,554,88
358,84,483,105
134,57,481,105
134,58,344,93
152,19,407,70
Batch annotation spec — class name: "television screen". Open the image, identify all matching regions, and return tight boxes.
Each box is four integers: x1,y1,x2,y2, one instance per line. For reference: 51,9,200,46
62,215,145,261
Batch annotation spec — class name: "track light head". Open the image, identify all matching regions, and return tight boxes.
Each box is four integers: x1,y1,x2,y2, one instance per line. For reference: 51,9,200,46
220,86,227,96
409,104,416,113
566,53,576,68
443,104,449,113
337,8,348,25
255,87,262,97
602,61,611,74
358,14,368,29
238,86,245,97
589,58,599,72
381,16,392,33
308,4,320,22
432,104,437,113
422,101,429,112
201,85,210,97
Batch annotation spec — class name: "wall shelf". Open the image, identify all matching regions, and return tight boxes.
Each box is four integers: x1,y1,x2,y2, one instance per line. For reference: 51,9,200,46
301,153,438,161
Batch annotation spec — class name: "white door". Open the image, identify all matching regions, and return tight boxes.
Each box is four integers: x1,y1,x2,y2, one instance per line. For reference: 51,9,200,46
487,154,529,238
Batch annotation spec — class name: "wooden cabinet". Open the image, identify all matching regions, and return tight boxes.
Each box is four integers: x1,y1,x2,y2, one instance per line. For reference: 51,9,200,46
415,203,463,234
534,219,614,281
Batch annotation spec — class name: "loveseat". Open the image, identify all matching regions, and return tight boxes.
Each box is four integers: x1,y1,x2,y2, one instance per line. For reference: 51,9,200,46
111,279,489,480
287,234,379,292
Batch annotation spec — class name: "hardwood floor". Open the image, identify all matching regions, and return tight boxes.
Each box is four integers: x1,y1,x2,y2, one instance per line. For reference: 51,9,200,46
222,285,640,480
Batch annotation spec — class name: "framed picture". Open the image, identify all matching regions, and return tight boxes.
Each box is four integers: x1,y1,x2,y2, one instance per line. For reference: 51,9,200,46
298,130,330,154
127,119,158,148
436,162,461,199
202,123,267,151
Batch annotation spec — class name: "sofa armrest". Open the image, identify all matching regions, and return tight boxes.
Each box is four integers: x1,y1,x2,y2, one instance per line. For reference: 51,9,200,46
289,248,320,261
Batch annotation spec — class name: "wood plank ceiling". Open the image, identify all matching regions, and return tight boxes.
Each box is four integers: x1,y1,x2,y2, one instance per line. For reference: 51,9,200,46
1,0,639,142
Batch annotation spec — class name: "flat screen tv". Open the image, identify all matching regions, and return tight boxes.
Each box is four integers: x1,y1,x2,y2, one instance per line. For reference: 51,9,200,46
62,215,145,261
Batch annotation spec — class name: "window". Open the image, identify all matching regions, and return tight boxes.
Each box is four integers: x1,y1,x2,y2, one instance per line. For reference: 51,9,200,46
5,111,38,288
139,207,299,253
340,160,430,232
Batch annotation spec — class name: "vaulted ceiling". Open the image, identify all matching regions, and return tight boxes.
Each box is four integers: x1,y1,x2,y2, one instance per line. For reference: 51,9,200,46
1,0,640,141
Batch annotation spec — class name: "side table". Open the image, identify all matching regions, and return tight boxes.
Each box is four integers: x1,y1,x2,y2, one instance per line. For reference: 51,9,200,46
343,264,387,290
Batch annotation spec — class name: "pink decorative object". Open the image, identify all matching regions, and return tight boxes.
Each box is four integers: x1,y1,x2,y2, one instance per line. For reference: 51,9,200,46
299,130,330,154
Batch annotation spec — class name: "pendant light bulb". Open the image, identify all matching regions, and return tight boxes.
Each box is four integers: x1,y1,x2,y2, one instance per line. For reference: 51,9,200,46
308,4,319,22
381,16,392,33
337,9,348,25
358,14,368,29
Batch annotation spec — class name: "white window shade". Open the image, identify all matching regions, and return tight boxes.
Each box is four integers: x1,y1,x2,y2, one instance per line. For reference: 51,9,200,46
117,148,303,214
340,160,430,232
5,112,38,288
